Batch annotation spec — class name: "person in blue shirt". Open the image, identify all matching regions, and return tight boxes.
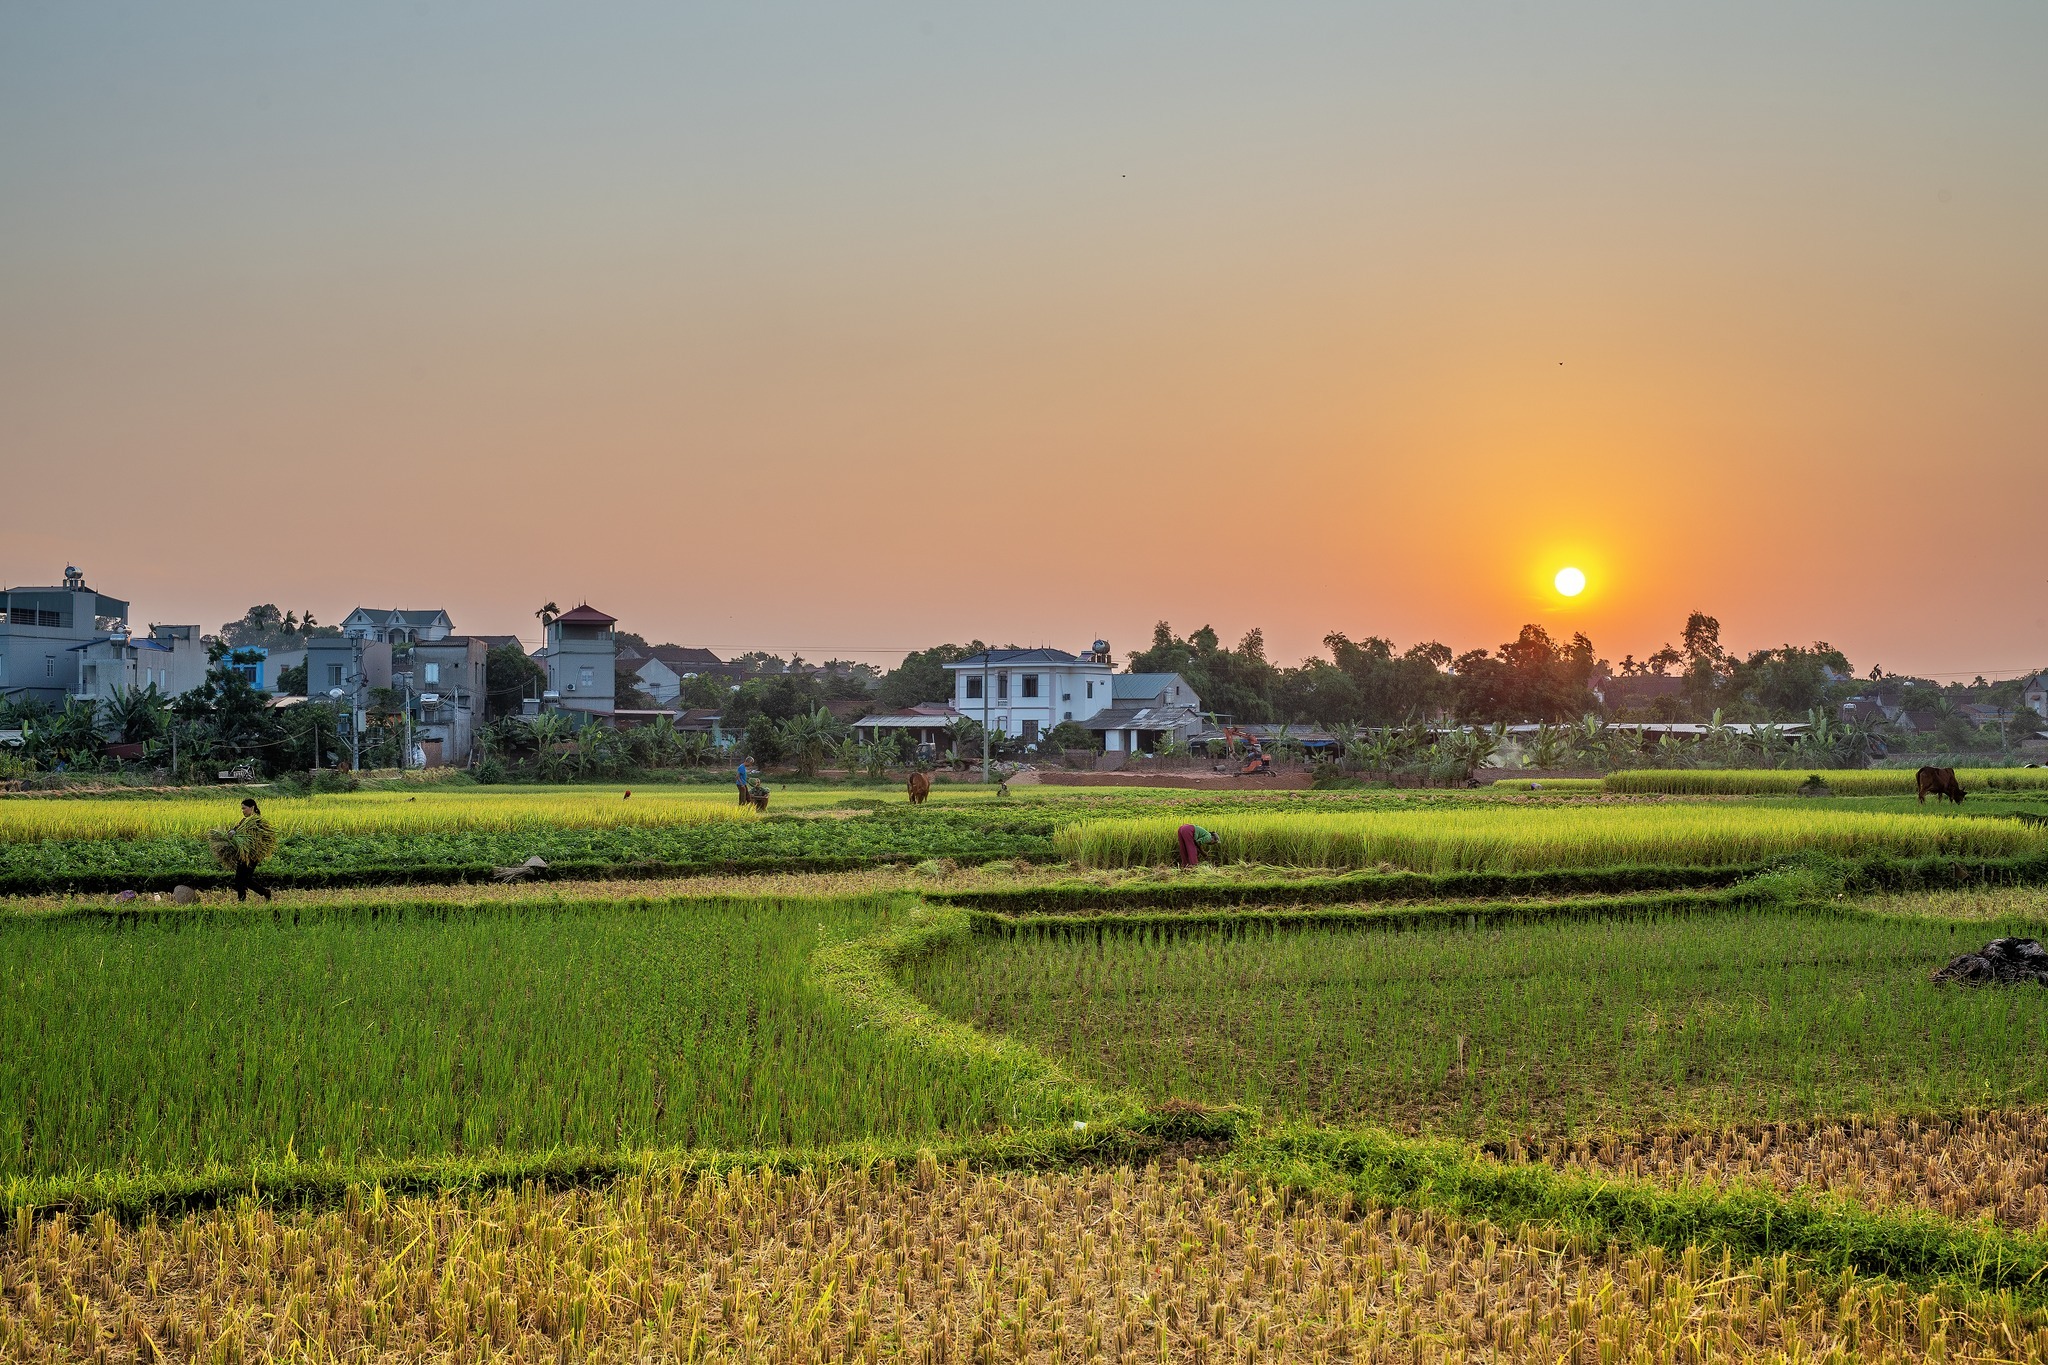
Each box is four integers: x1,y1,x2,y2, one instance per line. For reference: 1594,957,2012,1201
735,761,751,807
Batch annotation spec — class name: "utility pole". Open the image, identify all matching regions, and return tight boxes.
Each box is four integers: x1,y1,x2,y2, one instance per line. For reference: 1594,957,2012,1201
981,651,991,784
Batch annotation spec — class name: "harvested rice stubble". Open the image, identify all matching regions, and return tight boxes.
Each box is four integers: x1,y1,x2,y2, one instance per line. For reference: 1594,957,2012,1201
1528,1109,2048,1232
1,1160,2039,1362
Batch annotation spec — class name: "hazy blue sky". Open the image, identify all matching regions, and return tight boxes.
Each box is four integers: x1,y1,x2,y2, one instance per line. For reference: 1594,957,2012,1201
4,4,2043,673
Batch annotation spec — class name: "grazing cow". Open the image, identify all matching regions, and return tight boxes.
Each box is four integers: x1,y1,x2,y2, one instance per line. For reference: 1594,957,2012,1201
907,771,932,804
1916,766,1966,805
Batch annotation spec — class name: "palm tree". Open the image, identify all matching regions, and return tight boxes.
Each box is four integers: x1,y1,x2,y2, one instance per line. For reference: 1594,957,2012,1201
535,602,559,632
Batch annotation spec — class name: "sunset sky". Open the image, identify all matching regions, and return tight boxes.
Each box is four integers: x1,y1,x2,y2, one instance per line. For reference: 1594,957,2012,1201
3,4,2043,677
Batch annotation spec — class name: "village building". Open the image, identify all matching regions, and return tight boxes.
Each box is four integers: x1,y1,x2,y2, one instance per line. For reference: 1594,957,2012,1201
943,644,1117,744
541,605,619,716
2025,671,2048,721
70,625,209,706
395,636,489,765
340,608,456,644
631,646,729,704
0,567,131,707
851,702,966,753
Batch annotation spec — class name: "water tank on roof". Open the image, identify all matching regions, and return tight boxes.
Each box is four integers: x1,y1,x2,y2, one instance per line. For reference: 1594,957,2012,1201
1091,639,1110,658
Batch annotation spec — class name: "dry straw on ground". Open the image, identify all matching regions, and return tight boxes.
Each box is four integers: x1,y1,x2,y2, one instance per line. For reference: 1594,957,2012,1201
6,1159,2044,1363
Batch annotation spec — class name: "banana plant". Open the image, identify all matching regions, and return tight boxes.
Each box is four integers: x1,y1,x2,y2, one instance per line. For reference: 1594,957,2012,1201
100,684,171,745
778,706,843,778
1745,719,1784,765
1525,722,1571,769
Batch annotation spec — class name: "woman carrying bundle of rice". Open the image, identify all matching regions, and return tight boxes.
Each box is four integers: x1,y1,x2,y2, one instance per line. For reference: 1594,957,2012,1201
209,797,277,902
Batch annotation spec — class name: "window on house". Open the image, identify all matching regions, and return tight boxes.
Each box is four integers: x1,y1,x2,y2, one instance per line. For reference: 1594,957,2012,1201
326,664,344,690
1020,674,1040,698
1023,719,1039,740
1085,681,1094,699
578,666,594,690
44,655,55,678
964,676,983,700
423,663,440,685
997,673,1009,701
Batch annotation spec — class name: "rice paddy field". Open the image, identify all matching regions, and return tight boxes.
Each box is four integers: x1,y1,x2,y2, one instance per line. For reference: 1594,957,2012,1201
0,895,1072,1181
1054,804,2048,872
905,908,2048,1136
1605,767,2048,796
11,778,2048,1360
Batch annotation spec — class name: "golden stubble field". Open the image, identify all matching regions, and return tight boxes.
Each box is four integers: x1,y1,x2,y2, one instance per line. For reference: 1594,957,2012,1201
4,1160,2039,1364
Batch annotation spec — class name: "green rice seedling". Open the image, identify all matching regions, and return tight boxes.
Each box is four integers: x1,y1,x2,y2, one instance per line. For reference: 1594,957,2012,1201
1053,804,2046,871
906,906,2048,1137
1605,768,2048,796
0,894,1069,1180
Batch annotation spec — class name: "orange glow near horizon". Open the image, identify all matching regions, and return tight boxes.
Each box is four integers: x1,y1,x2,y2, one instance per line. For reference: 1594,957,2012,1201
1,9,2044,678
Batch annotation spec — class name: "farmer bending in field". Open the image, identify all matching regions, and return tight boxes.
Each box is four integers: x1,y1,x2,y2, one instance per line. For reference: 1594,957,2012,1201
1175,822,1218,868
208,797,277,902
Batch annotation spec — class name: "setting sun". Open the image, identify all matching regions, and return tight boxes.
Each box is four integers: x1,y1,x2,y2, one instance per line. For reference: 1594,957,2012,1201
1554,566,1587,597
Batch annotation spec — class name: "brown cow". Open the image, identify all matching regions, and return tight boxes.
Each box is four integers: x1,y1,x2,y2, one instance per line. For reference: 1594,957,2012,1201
1916,766,1966,805
907,771,932,804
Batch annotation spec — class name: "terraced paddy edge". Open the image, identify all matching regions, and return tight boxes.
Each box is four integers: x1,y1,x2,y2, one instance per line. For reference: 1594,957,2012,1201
1607,768,2048,796
20,1165,2046,1365
935,863,1762,914
1055,806,2048,873
935,852,2048,918
0,895,1086,1190
906,907,2048,1137
963,886,1790,938
1239,1126,2048,1298
1522,1111,2048,1233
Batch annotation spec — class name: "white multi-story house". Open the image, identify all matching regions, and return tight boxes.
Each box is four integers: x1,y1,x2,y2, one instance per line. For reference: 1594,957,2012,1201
942,644,1117,744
